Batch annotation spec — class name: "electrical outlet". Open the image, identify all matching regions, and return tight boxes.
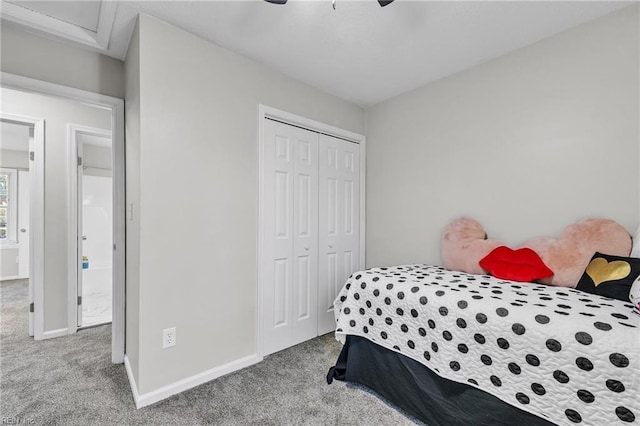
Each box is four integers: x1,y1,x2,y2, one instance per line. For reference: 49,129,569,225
162,327,176,349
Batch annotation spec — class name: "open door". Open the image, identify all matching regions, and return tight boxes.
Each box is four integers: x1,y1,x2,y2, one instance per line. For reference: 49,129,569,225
76,140,83,327
74,129,113,329
27,122,40,337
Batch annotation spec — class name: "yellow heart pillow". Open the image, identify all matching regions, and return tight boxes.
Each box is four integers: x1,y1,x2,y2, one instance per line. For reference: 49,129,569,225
576,252,640,301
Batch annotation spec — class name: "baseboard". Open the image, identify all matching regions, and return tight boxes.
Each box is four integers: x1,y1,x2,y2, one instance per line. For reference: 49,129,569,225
41,327,68,339
0,275,27,281
127,353,262,409
124,355,141,406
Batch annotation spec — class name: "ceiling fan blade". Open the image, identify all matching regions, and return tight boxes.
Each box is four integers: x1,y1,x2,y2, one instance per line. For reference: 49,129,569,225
378,0,394,6
264,0,287,4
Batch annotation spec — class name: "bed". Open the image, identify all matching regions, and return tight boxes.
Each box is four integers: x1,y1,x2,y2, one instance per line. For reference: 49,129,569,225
327,265,639,425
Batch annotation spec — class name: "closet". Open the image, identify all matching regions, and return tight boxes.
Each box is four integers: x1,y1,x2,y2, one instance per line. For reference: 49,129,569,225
261,117,361,356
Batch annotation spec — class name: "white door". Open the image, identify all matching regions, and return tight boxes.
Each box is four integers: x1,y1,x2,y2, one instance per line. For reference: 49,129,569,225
318,134,361,335
17,170,30,279
77,141,84,327
28,131,35,337
262,119,319,355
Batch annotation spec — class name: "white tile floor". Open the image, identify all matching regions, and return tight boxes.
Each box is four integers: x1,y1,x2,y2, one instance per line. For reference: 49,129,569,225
81,267,112,327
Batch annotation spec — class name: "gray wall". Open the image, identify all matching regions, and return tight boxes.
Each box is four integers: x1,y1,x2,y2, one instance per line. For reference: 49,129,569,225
2,88,111,331
126,14,365,395
1,23,124,99
365,5,639,268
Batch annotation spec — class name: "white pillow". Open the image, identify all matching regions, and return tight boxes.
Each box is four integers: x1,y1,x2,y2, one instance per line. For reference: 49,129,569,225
631,226,640,258
630,276,640,314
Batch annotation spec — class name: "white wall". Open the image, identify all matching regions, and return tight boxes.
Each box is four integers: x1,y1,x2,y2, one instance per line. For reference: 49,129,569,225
125,14,365,395
82,175,113,269
1,23,124,99
365,5,639,268
124,19,141,385
1,88,111,331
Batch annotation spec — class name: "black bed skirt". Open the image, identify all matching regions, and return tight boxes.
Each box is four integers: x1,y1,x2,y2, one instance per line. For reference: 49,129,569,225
327,335,556,426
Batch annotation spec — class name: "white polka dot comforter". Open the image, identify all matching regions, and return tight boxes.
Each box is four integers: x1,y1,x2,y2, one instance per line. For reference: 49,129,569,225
334,265,639,426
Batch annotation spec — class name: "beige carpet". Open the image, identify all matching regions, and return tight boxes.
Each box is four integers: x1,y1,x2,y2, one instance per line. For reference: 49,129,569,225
1,279,416,425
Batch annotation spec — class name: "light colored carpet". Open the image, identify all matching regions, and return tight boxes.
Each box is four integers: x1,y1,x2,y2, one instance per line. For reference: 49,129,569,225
1,280,415,425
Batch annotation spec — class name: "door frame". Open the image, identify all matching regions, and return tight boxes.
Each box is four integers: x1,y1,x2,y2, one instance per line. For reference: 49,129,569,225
0,112,45,340
17,169,30,279
67,124,112,331
256,104,366,358
1,72,126,363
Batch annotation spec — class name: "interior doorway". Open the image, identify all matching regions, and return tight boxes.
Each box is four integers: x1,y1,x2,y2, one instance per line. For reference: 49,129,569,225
0,122,30,280
0,121,33,334
1,72,125,363
0,115,44,339
72,127,113,328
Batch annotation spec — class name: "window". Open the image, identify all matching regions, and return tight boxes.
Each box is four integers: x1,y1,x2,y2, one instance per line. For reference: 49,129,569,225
0,168,18,243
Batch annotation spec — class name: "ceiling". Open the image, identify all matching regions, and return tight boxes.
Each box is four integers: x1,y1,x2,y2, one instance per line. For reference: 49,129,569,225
1,1,634,106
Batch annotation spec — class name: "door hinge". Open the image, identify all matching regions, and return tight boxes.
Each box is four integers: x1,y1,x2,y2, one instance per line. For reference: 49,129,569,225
77,156,83,166
29,302,34,313
77,296,82,306
29,151,35,161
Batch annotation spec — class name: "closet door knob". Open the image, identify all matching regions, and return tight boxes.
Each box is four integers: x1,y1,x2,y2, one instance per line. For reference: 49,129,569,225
304,245,310,251
329,243,334,249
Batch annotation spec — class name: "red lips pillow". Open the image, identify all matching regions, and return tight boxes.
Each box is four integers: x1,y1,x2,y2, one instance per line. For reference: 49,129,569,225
479,246,553,282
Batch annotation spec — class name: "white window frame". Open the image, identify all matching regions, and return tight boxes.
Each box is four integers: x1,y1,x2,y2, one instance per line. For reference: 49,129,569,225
0,167,18,245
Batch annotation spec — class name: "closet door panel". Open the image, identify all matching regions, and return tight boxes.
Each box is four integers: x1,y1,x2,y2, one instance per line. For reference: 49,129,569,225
263,120,318,355
291,127,319,345
340,139,360,278
263,120,294,355
318,135,360,335
318,136,339,336
272,258,289,328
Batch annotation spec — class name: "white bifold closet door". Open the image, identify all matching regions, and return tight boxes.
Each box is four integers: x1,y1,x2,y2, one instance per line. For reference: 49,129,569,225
262,119,360,356
263,119,319,356
317,134,360,335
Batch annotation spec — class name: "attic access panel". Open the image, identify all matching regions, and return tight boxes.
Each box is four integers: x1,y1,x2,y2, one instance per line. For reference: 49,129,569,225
7,0,101,31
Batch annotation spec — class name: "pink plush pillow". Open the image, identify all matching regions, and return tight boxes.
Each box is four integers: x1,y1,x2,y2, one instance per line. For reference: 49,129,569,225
441,217,502,275
523,218,632,287
442,217,631,287
479,246,553,282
